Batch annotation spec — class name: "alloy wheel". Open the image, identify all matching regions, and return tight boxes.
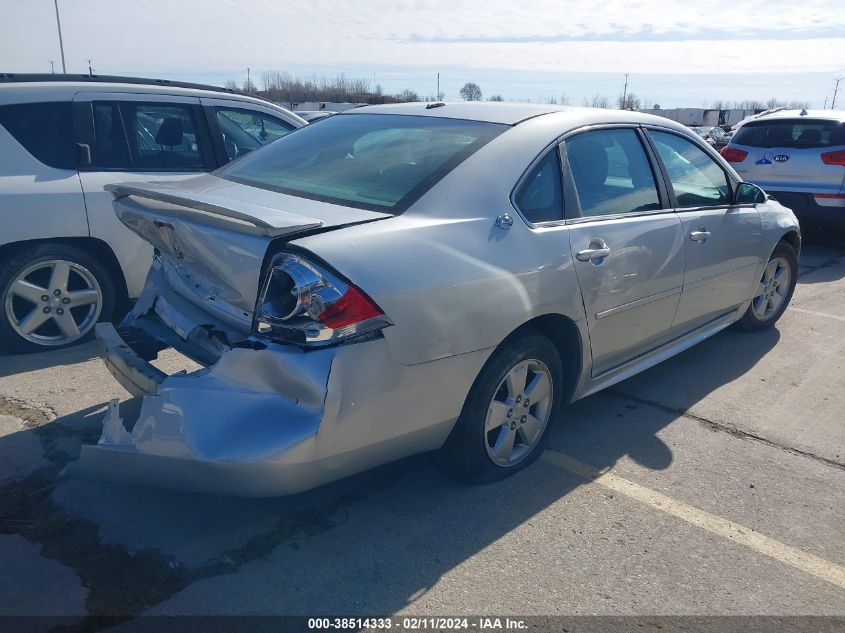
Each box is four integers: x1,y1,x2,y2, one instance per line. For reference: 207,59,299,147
484,359,554,467
4,259,102,347
752,256,791,321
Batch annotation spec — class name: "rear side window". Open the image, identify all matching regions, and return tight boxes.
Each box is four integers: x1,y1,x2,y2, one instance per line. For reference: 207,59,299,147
90,101,207,171
514,149,564,223
733,119,845,149
0,102,75,169
220,114,505,213
565,128,661,217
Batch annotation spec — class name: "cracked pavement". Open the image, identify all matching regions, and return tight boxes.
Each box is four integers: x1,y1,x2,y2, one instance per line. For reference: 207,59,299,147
0,244,843,626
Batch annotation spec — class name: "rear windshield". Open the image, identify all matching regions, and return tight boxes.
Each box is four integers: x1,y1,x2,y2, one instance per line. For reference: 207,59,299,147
732,119,845,149
219,113,506,213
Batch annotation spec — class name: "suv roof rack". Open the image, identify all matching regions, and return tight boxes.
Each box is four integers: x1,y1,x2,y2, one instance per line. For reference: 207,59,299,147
0,73,265,101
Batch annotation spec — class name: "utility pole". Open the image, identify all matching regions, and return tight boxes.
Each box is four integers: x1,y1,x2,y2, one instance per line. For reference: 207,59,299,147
247,67,251,92
832,77,841,109
823,96,829,110
87,59,93,77
437,73,440,100
621,73,629,109
50,61,55,74
53,0,66,73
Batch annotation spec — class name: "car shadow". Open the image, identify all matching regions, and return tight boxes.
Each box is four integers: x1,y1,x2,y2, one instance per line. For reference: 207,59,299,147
0,317,782,619
0,340,100,379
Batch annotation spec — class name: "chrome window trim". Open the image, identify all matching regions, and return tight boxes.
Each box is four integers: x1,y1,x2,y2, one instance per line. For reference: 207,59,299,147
564,208,674,225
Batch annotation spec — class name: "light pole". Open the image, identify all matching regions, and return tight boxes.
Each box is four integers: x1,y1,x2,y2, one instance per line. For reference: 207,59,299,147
53,0,67,73
87,59,94,77
621,73,629,109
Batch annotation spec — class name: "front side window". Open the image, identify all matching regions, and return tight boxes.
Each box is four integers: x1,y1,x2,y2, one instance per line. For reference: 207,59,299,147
215,107,295,161
0,102,75,169
565,128,661,217
650,131,731,208
220,114,506,213
514,149,563,223
91,101,208,171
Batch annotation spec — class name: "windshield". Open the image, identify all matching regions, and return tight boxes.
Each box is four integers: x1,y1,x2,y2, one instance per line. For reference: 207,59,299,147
219,113,506,213
732,119,845,149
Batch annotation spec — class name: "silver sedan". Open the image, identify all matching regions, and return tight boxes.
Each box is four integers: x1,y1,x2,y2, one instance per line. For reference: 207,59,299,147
75,102,801,496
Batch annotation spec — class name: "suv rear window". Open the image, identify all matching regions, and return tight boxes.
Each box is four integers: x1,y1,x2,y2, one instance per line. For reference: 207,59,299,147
220,114,506,213
732,119,845,149
0,102,75,169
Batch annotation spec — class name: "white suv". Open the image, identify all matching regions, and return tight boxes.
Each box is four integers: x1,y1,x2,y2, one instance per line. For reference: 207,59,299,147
0,74,305,353
720,109,845,233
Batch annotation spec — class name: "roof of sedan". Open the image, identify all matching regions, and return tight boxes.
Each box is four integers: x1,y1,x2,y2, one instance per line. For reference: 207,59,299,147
341,101,684,127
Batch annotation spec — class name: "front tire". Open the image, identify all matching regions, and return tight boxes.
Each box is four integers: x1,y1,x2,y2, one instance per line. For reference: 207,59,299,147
441,332,563,484
0,244,116,354
738,241,797,331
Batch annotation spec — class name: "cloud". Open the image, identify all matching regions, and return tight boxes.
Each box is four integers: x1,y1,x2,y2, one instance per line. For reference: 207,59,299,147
1,0,843,77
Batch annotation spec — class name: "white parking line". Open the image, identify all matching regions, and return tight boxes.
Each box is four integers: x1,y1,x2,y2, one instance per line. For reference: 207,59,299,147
542,450,845,590
790,307,845,323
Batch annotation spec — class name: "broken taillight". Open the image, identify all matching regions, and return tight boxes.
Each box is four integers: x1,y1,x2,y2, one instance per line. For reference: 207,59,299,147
254,252,391,345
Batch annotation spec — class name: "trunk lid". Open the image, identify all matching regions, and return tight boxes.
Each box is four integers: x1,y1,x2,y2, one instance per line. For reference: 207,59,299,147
109,174,391,329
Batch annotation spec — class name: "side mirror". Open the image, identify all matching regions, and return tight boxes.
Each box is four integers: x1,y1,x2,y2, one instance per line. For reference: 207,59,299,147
735,182,766,205
76,143,92,168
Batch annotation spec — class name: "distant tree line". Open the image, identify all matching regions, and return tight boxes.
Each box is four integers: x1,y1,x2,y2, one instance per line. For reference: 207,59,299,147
222,72,812,112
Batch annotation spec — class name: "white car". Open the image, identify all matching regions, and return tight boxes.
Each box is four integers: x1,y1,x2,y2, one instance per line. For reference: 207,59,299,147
721,109,845,232
0,74,305,353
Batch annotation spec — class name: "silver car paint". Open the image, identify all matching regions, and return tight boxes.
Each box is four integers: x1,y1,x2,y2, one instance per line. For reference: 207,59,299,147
77,105,800,496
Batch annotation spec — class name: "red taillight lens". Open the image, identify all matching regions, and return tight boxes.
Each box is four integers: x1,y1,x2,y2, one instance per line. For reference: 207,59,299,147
821,149,845,166
720,147,748,163
256,252,391,345
317,286,383,328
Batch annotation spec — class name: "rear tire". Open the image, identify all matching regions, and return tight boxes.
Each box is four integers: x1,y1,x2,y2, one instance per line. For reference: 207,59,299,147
0,244,116,354
738,241,797,332
441,331,563,484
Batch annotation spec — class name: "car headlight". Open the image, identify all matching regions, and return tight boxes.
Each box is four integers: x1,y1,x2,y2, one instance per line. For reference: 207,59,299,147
254,252,392,345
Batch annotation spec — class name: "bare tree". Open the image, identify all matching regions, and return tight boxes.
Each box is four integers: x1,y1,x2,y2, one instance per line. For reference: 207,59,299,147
559,93,571,105
223,79,239,90
459,82,483,101
488,94,504,102
253,70,391,106
395,89,419,102
243,78,257,93
588,93,610,108
617,92,641,110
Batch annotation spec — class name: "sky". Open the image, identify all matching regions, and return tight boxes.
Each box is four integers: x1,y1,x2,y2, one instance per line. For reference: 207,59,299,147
1,0,844,108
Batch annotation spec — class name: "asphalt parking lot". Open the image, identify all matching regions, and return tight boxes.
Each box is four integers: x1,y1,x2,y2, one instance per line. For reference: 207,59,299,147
0,243,843,626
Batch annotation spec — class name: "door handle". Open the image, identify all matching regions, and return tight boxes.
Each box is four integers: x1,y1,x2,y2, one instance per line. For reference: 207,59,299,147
689,229,711,243
576,239,611,262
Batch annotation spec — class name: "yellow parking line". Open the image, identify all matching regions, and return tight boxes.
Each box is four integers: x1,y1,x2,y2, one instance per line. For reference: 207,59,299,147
542,450,845,590
790,307,845,323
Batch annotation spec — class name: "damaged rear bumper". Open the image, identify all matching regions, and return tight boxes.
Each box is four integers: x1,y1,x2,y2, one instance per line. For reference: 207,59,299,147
72,313,491,497
95,323,166,397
